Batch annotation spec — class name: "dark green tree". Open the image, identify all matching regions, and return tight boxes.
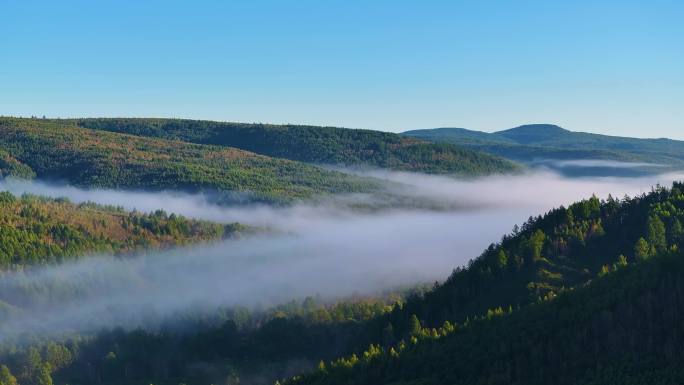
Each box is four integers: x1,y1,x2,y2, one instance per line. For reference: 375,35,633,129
35,363,53,385
647,215,667,252
409,314,422,336
0,365,18,385
635,237,651,261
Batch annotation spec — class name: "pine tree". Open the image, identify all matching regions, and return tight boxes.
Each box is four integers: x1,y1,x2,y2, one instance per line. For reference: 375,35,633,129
614,254,628,269
496,249,508,270
647,215,667,252
670,218,684,242
635,237,651,260
409,314,422,336
382,322,396,346
0,365,18,385
35,363,53,385
527,230,546,262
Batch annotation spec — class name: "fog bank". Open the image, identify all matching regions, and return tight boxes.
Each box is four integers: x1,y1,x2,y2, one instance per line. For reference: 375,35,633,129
0,170,682,340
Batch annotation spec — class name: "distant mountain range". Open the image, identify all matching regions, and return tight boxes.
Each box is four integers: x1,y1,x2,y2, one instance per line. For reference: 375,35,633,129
403,124,684,176
3,118,681,205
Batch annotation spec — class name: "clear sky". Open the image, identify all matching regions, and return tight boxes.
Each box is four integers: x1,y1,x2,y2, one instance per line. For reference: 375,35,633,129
2,0,682,138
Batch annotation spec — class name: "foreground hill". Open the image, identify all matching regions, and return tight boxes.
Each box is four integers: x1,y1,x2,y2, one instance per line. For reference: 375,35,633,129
284,183,684,384
73,118,519,175
0,191,242,269
289,249,684,385
0,118,376,204
404,124,684,175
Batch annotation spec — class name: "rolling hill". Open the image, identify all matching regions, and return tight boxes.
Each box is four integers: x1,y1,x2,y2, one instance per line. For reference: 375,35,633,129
0,118,378,204
72,118,520,176
0,190,243,269
404,124,684,176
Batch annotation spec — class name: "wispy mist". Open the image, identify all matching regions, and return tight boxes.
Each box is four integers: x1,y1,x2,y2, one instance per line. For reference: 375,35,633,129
549,159,666,169
0,170,682,340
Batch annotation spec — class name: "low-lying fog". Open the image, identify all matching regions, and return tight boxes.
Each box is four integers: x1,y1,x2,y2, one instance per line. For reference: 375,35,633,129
0,169,682,340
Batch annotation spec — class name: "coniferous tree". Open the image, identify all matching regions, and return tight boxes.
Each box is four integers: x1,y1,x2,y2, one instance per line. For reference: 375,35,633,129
647,215,667,252
634,237,651,260
496,249,508,270
409,314,422,336
35,363,53,385
0,365,18,385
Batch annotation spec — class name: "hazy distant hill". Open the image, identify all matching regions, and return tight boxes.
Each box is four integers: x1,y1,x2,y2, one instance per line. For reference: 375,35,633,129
74,118,519,176
404,124,684,176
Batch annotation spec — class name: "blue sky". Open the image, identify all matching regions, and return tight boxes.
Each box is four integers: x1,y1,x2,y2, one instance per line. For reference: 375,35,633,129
2,0,682,138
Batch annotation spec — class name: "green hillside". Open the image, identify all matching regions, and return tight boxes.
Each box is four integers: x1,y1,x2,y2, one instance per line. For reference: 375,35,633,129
404,124,684,174
3,182,684,384
284,183,684,384
0,118,377,204
402,127,518,146
0,191,243,270
288,249,684,385
73,118,519,175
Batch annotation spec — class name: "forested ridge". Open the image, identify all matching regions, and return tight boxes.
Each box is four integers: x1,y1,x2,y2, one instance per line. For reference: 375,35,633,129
3,183,684,384
0,191,243,270
287,247,684,385
0,291,418,385
73,118,519,175
283,182,684,385
0,118,377,204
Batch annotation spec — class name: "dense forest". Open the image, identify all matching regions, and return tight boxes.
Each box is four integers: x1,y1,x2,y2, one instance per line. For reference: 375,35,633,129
2,183,684,384
0,118,377,204
73,118,519,175
0,191,243,269
281,183,684,384
0,290,418,385
287,247,684,385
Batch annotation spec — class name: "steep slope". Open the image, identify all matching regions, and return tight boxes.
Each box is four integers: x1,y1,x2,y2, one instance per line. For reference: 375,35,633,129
288,249,684,385
0,191,243,269
282,184,684,384
0,118,376,204
371,184,682,338
73,118,519,175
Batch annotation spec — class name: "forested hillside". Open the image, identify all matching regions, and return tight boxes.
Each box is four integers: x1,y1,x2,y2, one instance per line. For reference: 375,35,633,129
3,183,684,384
0,290,416,385
0,191,242,269
283,183,684,385
287,249,684,385
0,118,376,204
73,118,519,175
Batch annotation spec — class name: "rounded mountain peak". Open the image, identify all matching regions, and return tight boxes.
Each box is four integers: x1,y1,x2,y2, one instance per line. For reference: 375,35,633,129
495,124,570,144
